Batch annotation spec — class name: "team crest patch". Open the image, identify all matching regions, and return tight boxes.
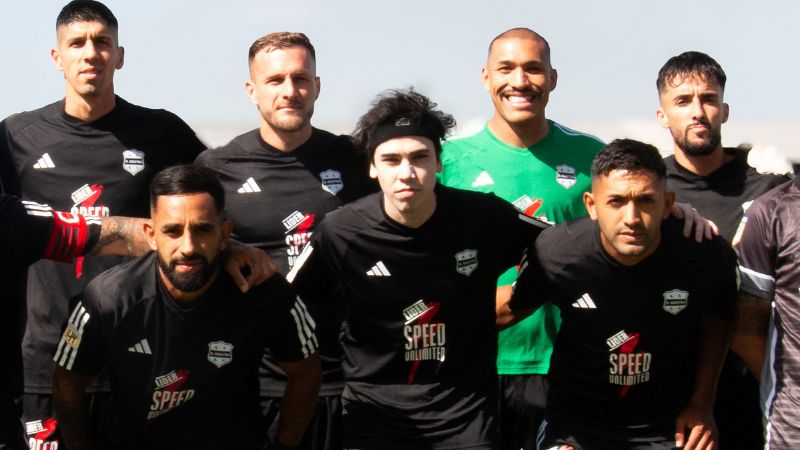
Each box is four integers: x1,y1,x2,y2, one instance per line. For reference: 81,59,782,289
320,169,343,195
662,289,689,315
555,164,577,189
207,341,233,368
455,249,478,276
122,149,145,175
63,323,82,349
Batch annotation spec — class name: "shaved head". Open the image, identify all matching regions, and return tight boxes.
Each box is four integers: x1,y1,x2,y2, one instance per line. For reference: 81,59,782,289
488,27,551,65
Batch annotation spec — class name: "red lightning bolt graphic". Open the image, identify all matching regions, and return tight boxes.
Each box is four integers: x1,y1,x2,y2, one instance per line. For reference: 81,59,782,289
618,332,640,398
524,198,543,217
407,301,441,384
73,184,104,278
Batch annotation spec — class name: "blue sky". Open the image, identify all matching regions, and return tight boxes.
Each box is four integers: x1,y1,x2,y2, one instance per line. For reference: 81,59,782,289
3,1,798,134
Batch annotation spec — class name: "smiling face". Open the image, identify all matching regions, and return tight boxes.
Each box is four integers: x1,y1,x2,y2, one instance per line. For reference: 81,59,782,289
146,193,232,300
482,36,557,133
584,169,675,266
51,20,124,101
370,135,441,228
246,46,320,143
657,74,729,157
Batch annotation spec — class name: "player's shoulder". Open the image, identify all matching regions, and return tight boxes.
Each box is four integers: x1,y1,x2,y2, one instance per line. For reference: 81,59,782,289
1,101,62,135
662,218,736,264
548,121,605,151
537,216,593,257
441,127,491,163
196,129,260,165
83,252,158,313
747,178,797,222
311,127,355,148
243,273,296,309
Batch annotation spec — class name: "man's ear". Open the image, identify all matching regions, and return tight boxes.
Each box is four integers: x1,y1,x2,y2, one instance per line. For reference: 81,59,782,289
656,106,669,129
143,219,157,251
663,191,676,215
51,48,63,71
583,191,598,220
219,220,233,251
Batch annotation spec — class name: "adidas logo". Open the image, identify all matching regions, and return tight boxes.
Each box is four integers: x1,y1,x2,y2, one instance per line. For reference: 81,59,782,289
571,293,597,309
366,261,391,277
128,338,152,354
237,177,261,193
471,171,494,188
33,153,55,169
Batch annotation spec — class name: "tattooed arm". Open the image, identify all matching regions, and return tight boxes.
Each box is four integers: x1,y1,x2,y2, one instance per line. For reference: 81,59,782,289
730,291,772,381
86,216,150,257
53,366,96,450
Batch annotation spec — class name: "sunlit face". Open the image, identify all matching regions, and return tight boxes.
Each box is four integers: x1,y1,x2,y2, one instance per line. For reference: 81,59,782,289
51,20,124,100
657,74,729,156
246,46,320,135
370,136,441,227
482,36,557,128
584,170,675,266
145,193,232,295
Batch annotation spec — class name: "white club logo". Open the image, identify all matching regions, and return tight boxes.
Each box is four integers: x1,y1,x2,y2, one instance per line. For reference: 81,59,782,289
207,341,234,368
455,249,478,276
122,149,145,176
555,164,577,189
320,169,343,195
662,289,689,315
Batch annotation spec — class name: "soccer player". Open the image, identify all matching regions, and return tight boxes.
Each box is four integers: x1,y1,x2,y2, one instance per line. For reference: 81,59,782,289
731,175,800,449
196,32,374,449
437,28,605,450
501,139,737,450
656,51,788,448
0,2,206,446
289,89,548,449
0,193,275,449
52,165,321,449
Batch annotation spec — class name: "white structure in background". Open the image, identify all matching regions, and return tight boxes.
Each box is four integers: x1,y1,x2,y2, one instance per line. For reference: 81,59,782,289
195,119,799,171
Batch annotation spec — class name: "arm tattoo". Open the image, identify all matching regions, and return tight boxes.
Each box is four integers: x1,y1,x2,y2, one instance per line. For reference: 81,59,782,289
88,217,150,256
732,292,772,337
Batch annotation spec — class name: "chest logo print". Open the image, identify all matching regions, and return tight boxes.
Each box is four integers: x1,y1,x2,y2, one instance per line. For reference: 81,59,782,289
555,164,577,189
320,169,343,195
455,249,478,276
662,289,689,315
208,341,234,368
471,170,494,188
122,149,145,176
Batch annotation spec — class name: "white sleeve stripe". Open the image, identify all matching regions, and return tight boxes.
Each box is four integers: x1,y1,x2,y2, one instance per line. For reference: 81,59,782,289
289,308,313,358
739,265,776,282
54,304,84,362
26,210,54,218
293,296,316,329
65,310,91,370
21,201,51,210
286,244,314,283
291,301,318,350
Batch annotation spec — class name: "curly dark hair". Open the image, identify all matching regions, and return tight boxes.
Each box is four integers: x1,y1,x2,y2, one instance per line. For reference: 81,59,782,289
352,88,456,161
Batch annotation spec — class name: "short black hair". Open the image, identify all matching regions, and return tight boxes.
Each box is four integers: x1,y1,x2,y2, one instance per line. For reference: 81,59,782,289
656,51,726,94
149,165,225,214
591,139,666,180
352,88,456,161
56,0,118,30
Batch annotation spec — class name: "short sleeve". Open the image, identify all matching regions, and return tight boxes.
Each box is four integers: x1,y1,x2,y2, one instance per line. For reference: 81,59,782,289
487,194,549,275
508,237,553,312
256,275,319,363
735,199,777,300
287,225,341,304
52,292,109,376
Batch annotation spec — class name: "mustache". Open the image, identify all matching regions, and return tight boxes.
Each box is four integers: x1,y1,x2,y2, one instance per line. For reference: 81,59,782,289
170,254,208,266
502,85,543,96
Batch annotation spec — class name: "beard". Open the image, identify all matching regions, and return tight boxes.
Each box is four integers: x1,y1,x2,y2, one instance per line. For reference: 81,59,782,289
157,252,219,293
261,104,314,133
673,123,722,156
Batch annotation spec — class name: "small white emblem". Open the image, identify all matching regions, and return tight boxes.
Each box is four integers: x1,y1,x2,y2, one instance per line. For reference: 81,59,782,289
122,149,145,176
128,338,152,355
33,153,55,169
555,164,577,189
571,293,597,309
455,249,478,276
471,171,494,188
320,169,343,195
238,177,261,193
207,341,233,368
663,289,689,315
366,261,391,277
